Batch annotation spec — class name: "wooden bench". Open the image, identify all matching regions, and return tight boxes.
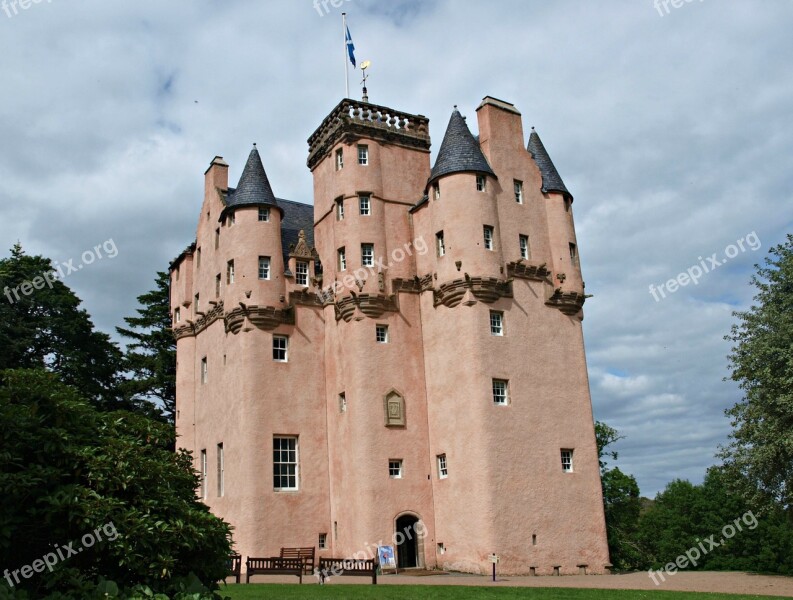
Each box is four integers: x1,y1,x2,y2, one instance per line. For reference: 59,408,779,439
226,554,241,584
245,557,303,584
280,547,315,575
316,558,377,584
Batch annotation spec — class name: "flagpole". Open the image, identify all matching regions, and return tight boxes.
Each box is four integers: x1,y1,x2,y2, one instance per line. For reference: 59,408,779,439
343,13,349,99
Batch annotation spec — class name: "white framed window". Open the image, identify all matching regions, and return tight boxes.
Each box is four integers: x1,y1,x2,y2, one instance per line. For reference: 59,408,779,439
492,379,508,405
217,443,224,497
561,449,574,472
319,533,328,549
436,231,445,257
389,459,403,479
335,148,344,170
376,324,389,343
336,198,344,221
338,247,347,271
215,274,221,297
226,260,235,284
296,261,309,287
520,235,530,260
476,175,486,192
359,195,371,216
259,207,270,222
201,357,208,384
200,449,207,499
259,256,271,280
514,180,524,203
490,311,504,336
339,392,347,413
174,308,181,323
273,335,288,362
358,144,369,166
483,226,494,251
569,243,578,266
433,183,440,200
437,454,448,479
361,244,374,267
273,436,298,491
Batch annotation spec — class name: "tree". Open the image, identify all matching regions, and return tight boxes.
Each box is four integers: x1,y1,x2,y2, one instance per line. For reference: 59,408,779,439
0,244,124,409
0,369,233,598
595,421,624,471
117,272,176,423
720,234,793,514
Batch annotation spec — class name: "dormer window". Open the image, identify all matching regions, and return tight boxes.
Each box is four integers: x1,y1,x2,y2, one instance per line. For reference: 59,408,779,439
295,261,309,287
476,175,486,192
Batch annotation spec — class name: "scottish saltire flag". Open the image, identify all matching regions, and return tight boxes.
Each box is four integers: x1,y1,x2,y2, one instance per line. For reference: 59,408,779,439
346,25,356,68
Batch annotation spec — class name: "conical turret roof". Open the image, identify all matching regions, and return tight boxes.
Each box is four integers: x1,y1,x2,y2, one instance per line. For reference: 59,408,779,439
527,129,570,198
221,145,281,219
429,108,495,185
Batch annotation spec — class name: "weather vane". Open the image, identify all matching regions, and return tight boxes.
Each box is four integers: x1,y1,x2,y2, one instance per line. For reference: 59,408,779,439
360,60,371,103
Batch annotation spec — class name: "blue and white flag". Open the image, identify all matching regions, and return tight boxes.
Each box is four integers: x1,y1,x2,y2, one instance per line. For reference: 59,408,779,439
345,25,356,68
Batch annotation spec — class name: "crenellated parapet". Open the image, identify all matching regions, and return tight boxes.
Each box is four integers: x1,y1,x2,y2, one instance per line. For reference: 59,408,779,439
307,99,430,170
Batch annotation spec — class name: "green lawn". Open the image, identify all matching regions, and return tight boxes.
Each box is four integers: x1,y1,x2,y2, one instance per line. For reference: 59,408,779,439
219,585,789,600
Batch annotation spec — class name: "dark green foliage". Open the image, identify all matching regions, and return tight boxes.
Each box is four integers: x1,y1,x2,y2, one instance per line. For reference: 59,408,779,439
0,369,233,598
0,244,123,410
720,234,793,513
116,272,176,423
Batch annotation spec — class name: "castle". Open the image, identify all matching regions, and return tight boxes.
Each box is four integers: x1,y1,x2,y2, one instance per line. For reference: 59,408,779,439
169,96,610,575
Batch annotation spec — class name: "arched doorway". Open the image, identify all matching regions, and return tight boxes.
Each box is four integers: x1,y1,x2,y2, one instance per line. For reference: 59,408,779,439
395,514,419,569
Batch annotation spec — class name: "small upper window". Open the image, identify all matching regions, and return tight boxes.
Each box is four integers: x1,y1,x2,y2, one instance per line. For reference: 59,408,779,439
194,293,200,314
490,311,504,336
259,257,271,281
215,228,220,250
433,183,440,200
338,248,347,271
359,195,371,216
273,335,288,362
564,198,571,213
561,449,574,473
361,244,374,267
215,274,221,297
174,308,181,323
358,145,369,166
437,454,448,479
196,247,202,269
336,198,345,221
319,533,328,549
436,231,445,257
339,392,347,413
226,260,235,284
569,243,578,266
476,175,486,192
389,460,403,479
376,324,389,344
259,207,270,222
201,357,208,384
483,226,494,251
514,180,524,203
492,379,508,405
228,212,236,227
335,148,344,171
295,261,309,287
520,235,530,260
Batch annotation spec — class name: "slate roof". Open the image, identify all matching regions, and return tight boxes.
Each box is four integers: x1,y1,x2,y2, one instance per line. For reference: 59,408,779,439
220,145,281,220
527,129,571,199
278,197,315,270
428,108,494,185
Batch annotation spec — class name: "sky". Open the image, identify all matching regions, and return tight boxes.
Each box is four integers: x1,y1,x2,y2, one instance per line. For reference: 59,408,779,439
1,0,791,497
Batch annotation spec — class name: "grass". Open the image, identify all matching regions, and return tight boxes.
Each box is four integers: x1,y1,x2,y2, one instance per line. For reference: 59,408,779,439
219,584,789,600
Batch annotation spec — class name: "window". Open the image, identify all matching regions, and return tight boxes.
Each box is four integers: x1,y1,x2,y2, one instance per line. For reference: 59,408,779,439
217,443,224,497
215,228,220,249
228,212,235,227
336,198,344,221
273,335,288,362
338,247,347,271
564,198,571,213
175,266,179,281
514,180,524,203
483,226,494,251
201,357,208,384
196,247,202,268
194,293,200,314
296,261,309,286
492,379,508,405
319,533,328,550
561,449,574,472
215,274,221,297
569,243,578,266
259,207,270,222
273,437,298,491
358,144,369,166
490,311,504,336
389,459,403,479
436,231,445,257
361,244,374,267
376,324,389,343
437,454,448,479
335,148,344,170
226,260,235,284
476,175,486,192
339,392,347,413
200,449,207,499
359,195,371,216
520,235,530,260
259,256,271,280
433,183,440,200
174,308,181,323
